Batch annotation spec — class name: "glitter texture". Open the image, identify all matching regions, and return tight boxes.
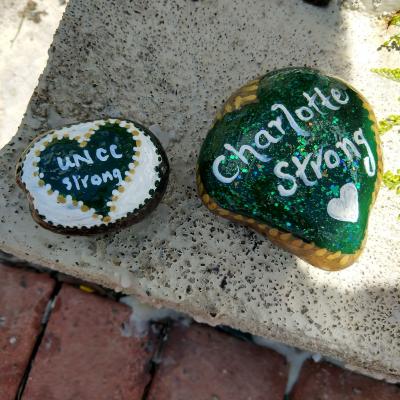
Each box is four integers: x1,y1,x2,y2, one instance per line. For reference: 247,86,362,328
198,68,380,255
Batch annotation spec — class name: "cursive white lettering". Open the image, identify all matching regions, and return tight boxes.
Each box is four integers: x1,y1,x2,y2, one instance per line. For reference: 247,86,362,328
274,161,298,196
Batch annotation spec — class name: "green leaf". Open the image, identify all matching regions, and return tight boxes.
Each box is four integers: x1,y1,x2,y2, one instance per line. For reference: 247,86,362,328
383,170,400,191
378,114,400,134
379,34,400,51
371,68,400,82
389,12,400,27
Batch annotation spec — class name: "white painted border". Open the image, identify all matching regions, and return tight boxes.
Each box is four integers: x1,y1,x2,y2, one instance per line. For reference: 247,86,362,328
20,119,161,228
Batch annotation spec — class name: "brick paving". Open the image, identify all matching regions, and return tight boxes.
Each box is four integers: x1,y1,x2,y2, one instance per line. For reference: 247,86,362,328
147,324,288,400
0,263,55,400
23,285,158,400
290,360,400,400
0,264,55,400
0,262,399,400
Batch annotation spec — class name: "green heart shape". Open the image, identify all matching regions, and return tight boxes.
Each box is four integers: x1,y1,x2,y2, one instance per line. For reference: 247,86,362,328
198,68,382,270
38,122,135,216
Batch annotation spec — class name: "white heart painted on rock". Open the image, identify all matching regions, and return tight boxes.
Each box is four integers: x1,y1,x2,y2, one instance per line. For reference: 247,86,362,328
327,183,359,223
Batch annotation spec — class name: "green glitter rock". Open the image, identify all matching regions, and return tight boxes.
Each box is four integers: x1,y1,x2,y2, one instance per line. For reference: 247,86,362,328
197,68,382,271
16,119,169,235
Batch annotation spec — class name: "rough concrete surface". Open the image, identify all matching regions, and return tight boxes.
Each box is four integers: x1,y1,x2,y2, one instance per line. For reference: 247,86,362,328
0,0,67,148
0,0,399,382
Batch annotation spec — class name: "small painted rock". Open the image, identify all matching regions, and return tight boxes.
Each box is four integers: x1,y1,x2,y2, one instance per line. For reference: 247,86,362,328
197,68,382,271
16,119,169,234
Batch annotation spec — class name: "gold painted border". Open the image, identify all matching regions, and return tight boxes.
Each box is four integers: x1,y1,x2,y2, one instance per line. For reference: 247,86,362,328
197,70,383,271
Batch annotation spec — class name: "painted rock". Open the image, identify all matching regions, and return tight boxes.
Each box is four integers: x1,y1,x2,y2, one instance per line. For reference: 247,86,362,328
16,119,169,234
197,68,382,271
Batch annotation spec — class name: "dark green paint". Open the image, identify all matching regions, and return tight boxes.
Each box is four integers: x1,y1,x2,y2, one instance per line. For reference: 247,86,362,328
198,68,379,254
38,123,135,216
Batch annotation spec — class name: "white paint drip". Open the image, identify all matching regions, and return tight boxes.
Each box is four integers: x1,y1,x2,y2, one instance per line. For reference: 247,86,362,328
252,335,319,394
120,296,191,337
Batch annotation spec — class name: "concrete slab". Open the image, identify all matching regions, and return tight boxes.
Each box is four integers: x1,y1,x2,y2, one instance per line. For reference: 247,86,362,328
0,0,399,382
